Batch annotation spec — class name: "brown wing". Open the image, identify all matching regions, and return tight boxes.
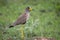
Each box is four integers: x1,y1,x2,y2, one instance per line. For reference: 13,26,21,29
12,13,27,26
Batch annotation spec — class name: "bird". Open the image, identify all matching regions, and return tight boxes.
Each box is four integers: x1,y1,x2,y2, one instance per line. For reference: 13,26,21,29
9,6,32,28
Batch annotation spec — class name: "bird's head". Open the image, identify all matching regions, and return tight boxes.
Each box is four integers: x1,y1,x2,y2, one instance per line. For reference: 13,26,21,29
26,7,32,12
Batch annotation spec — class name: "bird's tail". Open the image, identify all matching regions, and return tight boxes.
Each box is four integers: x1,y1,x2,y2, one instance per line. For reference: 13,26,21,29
9,25,14,28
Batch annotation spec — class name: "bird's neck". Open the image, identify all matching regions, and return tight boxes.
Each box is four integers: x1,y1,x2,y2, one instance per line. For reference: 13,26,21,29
25,10,30,14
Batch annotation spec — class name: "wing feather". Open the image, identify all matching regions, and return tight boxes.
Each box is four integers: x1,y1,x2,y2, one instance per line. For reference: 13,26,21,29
12,13,27,26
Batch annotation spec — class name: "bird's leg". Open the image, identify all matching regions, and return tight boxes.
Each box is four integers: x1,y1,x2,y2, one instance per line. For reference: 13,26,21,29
20,25,25,40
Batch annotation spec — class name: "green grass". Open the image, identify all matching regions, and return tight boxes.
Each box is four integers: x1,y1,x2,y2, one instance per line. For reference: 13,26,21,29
0,0,60,40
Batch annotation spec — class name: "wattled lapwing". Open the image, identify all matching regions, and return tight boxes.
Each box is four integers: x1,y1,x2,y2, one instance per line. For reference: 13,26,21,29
9,7,32,28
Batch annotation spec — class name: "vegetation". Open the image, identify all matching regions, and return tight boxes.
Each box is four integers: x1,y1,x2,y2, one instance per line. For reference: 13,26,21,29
0,0,60,40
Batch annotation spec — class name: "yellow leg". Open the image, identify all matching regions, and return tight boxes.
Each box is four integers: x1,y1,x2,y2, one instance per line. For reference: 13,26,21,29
20,25,25,40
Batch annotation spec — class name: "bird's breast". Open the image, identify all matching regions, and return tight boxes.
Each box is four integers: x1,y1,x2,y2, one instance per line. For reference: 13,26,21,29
25,13,30,20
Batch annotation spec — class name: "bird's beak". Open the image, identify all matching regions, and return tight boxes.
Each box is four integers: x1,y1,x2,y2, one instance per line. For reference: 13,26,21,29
29,7,32,11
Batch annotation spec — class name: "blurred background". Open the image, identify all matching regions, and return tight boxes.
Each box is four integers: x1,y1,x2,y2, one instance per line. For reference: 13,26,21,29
0,0,60,40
